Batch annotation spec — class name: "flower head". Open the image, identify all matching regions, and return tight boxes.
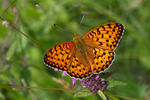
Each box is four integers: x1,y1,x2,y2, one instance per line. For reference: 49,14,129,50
79,74,107,94
53,67,107,94
34,3,41,8
2,20,9,27
12,6,17,13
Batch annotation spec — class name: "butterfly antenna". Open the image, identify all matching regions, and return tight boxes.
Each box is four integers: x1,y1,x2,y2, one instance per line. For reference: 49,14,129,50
0,16,46,51
79,15,85,26
53,24,71,33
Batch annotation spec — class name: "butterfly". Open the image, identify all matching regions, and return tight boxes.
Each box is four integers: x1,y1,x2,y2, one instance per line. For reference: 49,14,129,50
43,23,124,79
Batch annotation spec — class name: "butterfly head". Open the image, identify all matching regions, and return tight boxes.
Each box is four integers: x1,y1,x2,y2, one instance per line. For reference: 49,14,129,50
73,34,80,41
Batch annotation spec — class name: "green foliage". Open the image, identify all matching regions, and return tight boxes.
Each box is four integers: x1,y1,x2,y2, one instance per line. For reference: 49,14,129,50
0,0,150,100
6,40,17,61
74,89,92,97
98,90,107,100
107,80,127,89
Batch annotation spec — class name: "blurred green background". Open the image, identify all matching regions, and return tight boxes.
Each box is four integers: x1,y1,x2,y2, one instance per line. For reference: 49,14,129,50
0,0,150,100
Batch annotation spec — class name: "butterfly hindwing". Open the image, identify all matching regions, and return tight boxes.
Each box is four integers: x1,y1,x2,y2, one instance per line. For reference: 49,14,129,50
91,48,114,73
67,56,92,79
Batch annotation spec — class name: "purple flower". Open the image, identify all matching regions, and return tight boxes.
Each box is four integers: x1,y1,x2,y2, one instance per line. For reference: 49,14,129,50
62,71,67,77
54,68,58,71
34,3,41,8
53,66,107,94
2,20,9,27
79,74,107,94
12,6,16,13
72,77,77,86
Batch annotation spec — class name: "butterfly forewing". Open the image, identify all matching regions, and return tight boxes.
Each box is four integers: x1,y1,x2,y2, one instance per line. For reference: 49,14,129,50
82,23,124,51
44,42,75,71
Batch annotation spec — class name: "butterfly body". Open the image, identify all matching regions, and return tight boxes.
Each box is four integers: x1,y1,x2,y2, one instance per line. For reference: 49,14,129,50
44,23,124,79
73,34,93,70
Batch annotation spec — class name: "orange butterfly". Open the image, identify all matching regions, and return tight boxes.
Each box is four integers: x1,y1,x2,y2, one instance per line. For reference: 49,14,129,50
44,23,124,79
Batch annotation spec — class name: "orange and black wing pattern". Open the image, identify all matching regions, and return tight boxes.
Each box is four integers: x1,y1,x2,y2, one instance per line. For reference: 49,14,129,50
43,23,124,79
67,56,92,79
91,48,114,74
66,48,114,79
82,23,124,51
43,42,75,71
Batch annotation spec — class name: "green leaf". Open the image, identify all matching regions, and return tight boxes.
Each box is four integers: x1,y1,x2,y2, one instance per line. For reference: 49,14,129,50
104,91,119,100
74,89,92,97
6,40,17,61
97,90,107,100
20,69,31,86
0,92,5,100
107,80,127,89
